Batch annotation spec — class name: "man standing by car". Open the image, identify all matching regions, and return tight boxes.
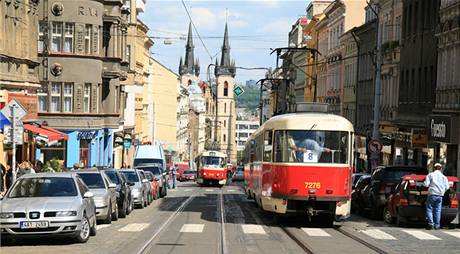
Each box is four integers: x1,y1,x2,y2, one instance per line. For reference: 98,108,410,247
424,163,449,230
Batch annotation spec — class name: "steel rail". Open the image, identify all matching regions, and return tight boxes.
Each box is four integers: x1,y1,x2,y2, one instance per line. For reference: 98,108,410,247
217,188,228,254
334,227,389,254
280,227,315,254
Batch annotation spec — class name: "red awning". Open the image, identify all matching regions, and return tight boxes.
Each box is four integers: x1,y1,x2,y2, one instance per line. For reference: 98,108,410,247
24,124,69,142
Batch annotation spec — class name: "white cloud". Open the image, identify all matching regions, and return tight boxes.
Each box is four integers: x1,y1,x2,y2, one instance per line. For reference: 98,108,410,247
258,19,292,33
190,7,219,31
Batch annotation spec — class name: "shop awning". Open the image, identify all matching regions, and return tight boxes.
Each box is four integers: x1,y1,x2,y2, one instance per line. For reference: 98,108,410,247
24,124,69,142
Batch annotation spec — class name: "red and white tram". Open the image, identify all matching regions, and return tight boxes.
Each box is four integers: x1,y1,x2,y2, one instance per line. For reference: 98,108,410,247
243,107,354,224
196,151,228,186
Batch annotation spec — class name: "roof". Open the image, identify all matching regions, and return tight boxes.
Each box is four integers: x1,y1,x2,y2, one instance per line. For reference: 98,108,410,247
199,150,227,158
18,172,76,178
402,174,459,182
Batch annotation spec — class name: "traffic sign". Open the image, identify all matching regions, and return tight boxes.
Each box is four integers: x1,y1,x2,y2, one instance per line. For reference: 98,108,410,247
367,139,383,153
234,86,245,97
1,99,27,121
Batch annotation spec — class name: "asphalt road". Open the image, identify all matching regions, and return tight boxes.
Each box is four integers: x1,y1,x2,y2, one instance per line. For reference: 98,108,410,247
1,181,460,254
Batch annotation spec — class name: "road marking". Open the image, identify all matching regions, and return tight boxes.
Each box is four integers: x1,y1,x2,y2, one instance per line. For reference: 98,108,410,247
205,189,214,192
241,224,266,234
301,228,331,237
360,229,396,240
180,224,205,233
119,223,150,232
443,231,460,239
184,189,193,192
96,224,110,230
402,230,441,240
228,189,236,192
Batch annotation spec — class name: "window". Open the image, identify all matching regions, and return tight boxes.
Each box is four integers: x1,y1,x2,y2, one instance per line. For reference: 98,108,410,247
395,16,401,41
224,120,226,127
273,130,349,164
38,83,48,112
84,83,91,113
250,125,259,130
126,45,131,64
38,22,44,53
223,134,226,142
239,133,249,138
224,103,227,113
85,24,92,54
51,22,63,52
64,23,74,53
63,83,73,112
223,81,229,96
263,131,272,162
238,124,248,130
50,82,61,112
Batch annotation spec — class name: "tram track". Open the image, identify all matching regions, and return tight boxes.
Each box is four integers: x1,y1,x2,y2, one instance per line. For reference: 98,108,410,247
333,227,389,254
217,187,228,254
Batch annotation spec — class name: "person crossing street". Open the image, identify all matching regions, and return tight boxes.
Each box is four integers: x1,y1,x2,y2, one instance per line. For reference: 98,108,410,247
424,163,450,230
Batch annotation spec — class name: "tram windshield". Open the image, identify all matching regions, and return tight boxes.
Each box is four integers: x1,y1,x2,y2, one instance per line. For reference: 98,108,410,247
273,130,349,164
201,156,225,168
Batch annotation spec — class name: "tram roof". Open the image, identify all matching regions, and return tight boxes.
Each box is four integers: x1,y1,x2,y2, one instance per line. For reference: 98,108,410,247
198,150,227,158
253,113,354,137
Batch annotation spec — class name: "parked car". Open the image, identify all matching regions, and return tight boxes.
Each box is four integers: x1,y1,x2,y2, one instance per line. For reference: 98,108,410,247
232,167,244,181
144,171,160,200
0,173,97,243
362,166,428,219
101,169,133,218
137,169,153,205
135,165,167,198
120,169,148,208
383,174,459,226
352,173,369,190
76,170,118,223
179,170,197,182
351,175,371,214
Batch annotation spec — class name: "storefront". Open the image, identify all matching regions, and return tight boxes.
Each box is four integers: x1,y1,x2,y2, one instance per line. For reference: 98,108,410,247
64,129,114,168
428,114,459,176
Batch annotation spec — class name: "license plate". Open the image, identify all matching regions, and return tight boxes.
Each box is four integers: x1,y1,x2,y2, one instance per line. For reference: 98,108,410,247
19,221,49,229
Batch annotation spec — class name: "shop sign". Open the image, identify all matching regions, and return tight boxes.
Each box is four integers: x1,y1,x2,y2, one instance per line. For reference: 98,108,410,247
123,141,131,149
78,131,98,140
429,115,458,143
411,128,428,147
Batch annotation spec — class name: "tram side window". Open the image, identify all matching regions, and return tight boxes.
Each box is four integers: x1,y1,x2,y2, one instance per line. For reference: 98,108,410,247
263,131,273,162
256,134,264,162
250,140,256,161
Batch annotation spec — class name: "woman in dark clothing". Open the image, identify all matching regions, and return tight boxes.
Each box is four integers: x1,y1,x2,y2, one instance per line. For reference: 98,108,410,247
0,164,5,193
5,166,13,191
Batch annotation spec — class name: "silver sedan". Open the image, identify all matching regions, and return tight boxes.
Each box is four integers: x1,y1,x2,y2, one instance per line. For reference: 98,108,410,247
0,173,97,243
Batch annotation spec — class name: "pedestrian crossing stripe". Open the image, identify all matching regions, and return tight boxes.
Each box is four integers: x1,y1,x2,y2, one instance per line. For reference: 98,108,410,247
118,223,150,232
360,229,396,240
443,231,460,239
402,230,441,240
180,224,205,233
302,228,331,237
184,189,193,192
205,189,214,192
241,224,266,234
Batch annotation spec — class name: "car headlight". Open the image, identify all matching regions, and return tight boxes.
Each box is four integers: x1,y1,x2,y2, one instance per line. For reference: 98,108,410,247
56,211,77,217
0,212,14,219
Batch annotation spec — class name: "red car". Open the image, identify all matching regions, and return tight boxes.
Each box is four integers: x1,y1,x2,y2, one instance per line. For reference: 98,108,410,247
144,171,160,200
383,174,459,226
179,170,196,181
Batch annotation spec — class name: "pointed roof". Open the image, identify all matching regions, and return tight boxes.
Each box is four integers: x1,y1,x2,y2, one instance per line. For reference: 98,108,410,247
216,23,236,77
179,22,199,76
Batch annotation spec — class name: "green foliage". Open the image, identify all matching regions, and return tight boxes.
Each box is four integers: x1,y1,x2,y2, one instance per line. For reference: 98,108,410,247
236,85,260,112
44,158,61,172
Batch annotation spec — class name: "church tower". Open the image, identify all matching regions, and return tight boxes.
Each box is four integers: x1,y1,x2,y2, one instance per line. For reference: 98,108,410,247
215,23,237,163
179,22,200,86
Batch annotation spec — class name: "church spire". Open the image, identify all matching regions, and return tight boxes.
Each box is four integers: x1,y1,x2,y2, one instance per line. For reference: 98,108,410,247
215,23,235,77
179,22,199,76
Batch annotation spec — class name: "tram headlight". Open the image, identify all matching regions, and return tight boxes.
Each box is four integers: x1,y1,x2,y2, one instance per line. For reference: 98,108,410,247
203,172,207,176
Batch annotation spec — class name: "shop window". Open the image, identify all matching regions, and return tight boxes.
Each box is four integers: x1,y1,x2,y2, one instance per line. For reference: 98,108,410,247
63,83,73,112
85,24,92,54
64,23,74,53
84,83,91,113
50,82,61,112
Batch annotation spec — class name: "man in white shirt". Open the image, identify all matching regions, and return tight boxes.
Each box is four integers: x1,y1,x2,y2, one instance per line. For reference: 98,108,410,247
424,163,449,230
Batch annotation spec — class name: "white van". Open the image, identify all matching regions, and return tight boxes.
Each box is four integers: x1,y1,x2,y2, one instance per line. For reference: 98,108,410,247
133,145,167,197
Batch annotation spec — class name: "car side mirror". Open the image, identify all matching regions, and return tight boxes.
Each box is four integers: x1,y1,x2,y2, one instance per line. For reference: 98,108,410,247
108,183,117,189
142,179,149,183
83,191,94,198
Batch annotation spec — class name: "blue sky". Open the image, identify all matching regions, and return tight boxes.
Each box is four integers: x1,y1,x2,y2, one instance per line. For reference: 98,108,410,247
140,0,310,83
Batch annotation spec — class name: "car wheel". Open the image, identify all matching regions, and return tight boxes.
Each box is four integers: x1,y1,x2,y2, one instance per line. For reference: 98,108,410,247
112,203,119,221
383,207,395,224
75,214,91,243
89,217,97,236
103,204,112,224
128,199,134,213
139,196,145,208
119,201,127,218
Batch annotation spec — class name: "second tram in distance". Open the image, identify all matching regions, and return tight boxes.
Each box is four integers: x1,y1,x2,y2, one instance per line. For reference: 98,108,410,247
195,150,228,187
243,107,354,224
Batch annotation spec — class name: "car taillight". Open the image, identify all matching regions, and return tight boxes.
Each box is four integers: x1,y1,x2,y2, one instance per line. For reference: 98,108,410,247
448,181,454,188
399,198,409,206
451,196,458,208
409,180,416,187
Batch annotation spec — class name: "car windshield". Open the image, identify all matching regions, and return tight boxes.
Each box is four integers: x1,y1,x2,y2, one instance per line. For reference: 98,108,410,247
104,171,120,184
133,159,163,168
8,177,77,198
77,173,105,189
352,175,363,186
183,170,196,174
274,130,349,164
121,171,139,183
138,166,162,176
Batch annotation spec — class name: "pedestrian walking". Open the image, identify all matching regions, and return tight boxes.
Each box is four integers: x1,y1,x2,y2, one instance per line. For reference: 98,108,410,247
171,165,177,189
5,165,13,192
166,168,171,189
424,163,450,230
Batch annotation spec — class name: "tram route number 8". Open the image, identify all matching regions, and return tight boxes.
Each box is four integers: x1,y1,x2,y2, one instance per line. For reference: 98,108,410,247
304,182,321,189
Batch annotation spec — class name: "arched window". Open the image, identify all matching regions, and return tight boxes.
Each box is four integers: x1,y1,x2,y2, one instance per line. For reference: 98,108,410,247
223,81,229,96
224,103,226,113
224,120,226,127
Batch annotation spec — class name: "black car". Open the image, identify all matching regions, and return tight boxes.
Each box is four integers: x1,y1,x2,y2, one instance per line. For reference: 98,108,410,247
362,166,428,219
351,175,371,214
102,169,133,218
